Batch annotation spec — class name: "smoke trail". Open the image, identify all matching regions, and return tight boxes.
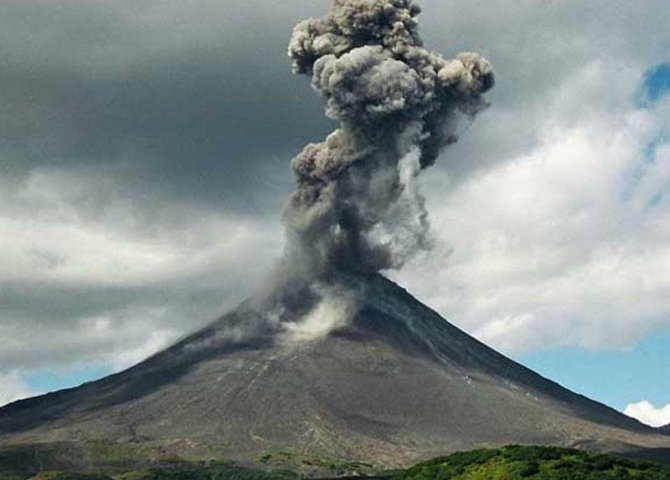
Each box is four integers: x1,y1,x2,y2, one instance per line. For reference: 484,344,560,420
283,0,494,280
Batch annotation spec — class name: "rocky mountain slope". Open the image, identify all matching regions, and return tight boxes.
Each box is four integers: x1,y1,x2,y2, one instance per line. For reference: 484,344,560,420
1,274,669,470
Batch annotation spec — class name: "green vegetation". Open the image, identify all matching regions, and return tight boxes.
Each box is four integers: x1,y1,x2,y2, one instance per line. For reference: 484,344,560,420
255,448,378,477
0,475,24,480
3,446,670,480
115,461,299,480
396,445,670,479
23,463,299,480
28,473,111,480
84,441,154,465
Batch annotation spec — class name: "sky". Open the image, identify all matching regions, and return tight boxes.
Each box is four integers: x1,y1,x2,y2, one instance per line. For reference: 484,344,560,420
1,0,669,427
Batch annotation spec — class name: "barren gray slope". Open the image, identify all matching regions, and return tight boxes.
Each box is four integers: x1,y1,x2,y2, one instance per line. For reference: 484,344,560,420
1,274,669,466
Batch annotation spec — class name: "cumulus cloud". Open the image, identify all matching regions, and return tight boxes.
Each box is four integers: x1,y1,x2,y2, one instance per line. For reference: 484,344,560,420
625,401,670,428
0,166,282,375
393,0,670,354
396,95,670,353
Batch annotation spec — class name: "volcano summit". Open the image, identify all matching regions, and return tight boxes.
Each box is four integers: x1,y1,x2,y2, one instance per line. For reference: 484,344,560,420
1,274,669,470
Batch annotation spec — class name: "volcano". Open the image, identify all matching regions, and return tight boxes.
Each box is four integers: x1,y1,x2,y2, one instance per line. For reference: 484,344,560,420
1,274,669,471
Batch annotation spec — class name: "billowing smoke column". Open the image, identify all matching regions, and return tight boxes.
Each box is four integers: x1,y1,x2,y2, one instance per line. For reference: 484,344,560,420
284,0,494,280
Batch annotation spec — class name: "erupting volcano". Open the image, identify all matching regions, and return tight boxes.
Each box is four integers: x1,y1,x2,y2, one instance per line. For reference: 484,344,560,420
2,0,669,473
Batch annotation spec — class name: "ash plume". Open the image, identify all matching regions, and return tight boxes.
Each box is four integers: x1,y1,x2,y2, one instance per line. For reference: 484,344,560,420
283,0,494,280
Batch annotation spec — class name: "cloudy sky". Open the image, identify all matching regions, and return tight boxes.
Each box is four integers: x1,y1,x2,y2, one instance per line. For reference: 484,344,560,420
1,0,669,426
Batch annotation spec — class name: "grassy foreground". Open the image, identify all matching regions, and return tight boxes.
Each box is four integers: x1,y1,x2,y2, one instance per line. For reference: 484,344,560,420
396,445,670,479
2,446,670,480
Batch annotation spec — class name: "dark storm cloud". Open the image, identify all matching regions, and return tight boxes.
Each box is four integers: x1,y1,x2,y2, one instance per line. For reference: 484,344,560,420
0,0,330,372
0,0,334,214
0,280,227,368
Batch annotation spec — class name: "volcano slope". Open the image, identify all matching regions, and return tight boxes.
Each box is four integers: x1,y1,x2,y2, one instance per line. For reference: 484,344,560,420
1,274,669,470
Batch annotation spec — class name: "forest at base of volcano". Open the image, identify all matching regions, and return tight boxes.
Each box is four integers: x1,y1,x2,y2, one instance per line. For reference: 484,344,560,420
3,445,670,480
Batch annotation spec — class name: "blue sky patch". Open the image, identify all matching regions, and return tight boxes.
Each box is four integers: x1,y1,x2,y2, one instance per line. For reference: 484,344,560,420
518,325,670,411
25,364,113,394
625,64,670,205
637,63,670,108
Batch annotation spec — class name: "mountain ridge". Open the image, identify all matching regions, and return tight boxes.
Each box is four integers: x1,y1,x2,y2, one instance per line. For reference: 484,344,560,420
1,274,669,469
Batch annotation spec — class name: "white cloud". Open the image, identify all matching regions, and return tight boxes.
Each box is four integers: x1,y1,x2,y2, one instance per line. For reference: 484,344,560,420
625,401,670,428
397,96,670,354
109,327,180,372
393,1,670,354
0,167,283,371
1,167,281,287
0,372,38,407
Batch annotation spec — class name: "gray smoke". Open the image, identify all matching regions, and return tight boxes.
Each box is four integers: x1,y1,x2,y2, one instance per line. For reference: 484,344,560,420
282,0,494,280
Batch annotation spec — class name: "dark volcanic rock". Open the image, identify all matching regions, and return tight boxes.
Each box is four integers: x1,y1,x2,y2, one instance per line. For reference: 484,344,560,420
1,274,669,469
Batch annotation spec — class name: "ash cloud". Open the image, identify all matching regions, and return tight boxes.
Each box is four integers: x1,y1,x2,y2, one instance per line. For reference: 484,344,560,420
282,0,494,280
176,0,495,346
